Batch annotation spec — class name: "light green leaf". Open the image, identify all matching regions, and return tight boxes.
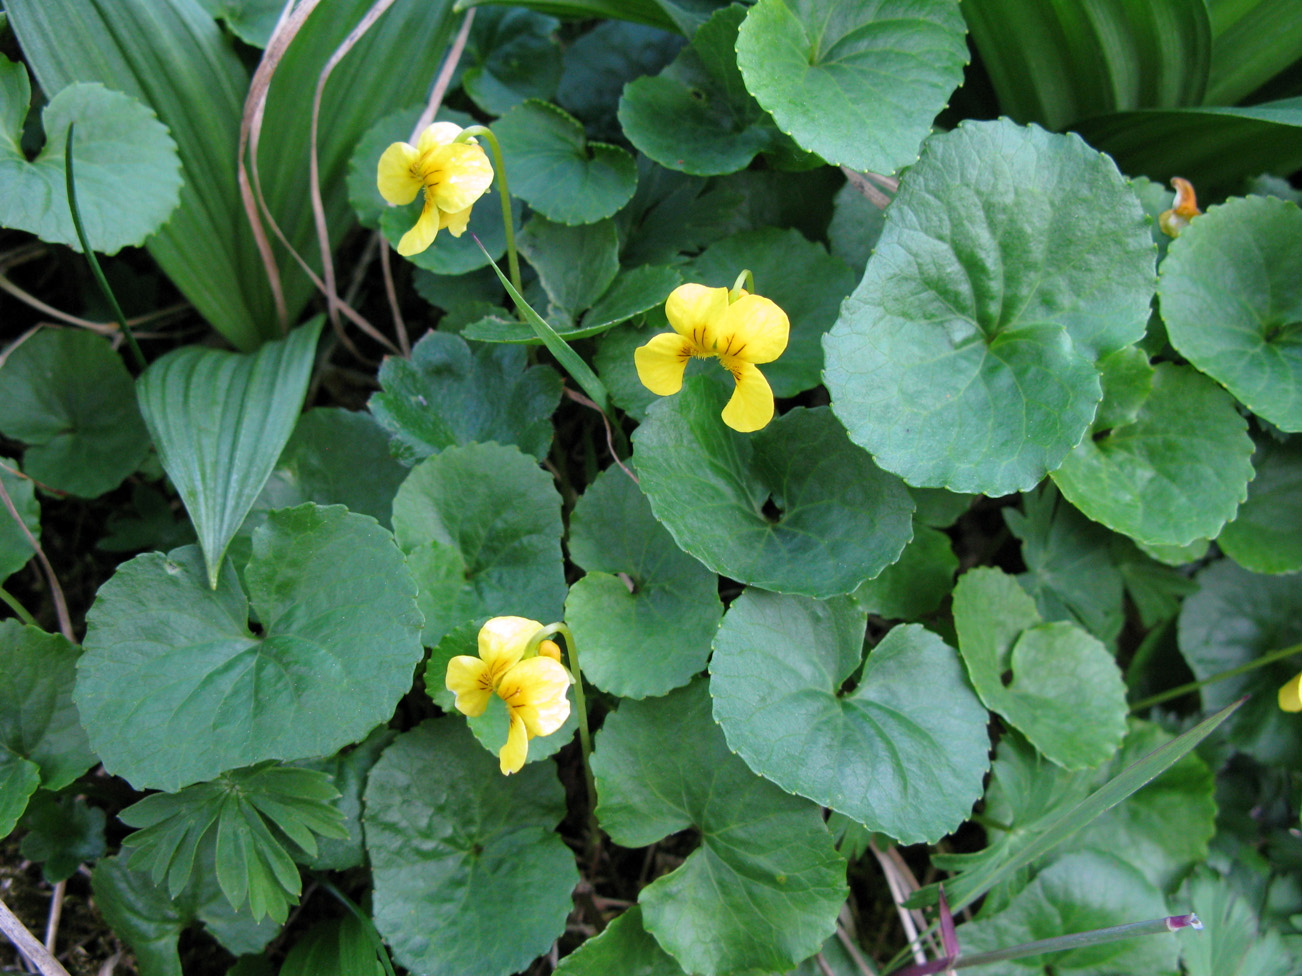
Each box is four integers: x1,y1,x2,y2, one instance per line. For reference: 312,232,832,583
0,58,180,252
1095,345,1155,432
391,442,566,646
76,505,424,791
824,119,1154,495
617,6,790,176
196,0,284,47
1219,436,1302,575
962,0,1209,130
850,524,957,620
1178,559,1302,766
711,592,989,843
633,390,915,597
0,751,40,840
1051,363,1255,547
736,0,968,173
494,99,637,224
0,621,97,791
553,905,686,976
461,8,562,116
681,227,856,397
566,467,721,698
368,331,561,464
593,679,847,976
136,319,323,588
953,568,1128,770
0,456,39,582
0,329,149,498
519,215,620,323
1159,196,1302,431
364,719,578,976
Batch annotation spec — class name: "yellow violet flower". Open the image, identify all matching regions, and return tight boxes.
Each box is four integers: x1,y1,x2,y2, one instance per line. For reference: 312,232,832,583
634,282,789,432
1279,669,1302,712
1158,176,1200,238
445,616,572,775
376,121,494,257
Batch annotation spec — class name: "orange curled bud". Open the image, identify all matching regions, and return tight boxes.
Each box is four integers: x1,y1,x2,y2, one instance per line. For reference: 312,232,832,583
1158,177,1200,239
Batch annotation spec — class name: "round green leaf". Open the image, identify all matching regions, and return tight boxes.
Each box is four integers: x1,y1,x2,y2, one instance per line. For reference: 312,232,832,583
1219,436,1302,575
0,456,39,582
1052,364,1255,547
710,592,989,843
364,719,578,976
824,119,1155,495
461,9,562,116
553,905,685,976
557,21,684,138
736,0,968,174
1160,196,1302,431
0,621,96,791
495,99,636,224
0,329,149,498
368,331,562,464
391,442,566,646
681,227,855,397
953,568,1128,770
76,504,424,791
0,753,40,840
850,524,957,620
593,679,847,976
633,389,914,597
566,466,722,698
1178,559,1302,766
0,59,180,253
519,215,620,324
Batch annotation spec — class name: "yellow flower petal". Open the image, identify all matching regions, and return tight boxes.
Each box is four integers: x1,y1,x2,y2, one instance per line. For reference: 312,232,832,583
478,616,540,679
499,657,570,708
416,121,463,154
440,205,473,238
1280,670,1302,712
427,143,495,216
720,360,775,432
500,710,529,775
397,195,440,256
665,283,729,346
716,294,789,364
445,655,493,716
376,141,421,205
539,639,562,663
635,332,694,396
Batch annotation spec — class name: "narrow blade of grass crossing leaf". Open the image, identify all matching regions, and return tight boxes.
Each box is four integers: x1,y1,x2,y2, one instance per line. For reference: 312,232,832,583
474,237,610,412
911,696,1244,912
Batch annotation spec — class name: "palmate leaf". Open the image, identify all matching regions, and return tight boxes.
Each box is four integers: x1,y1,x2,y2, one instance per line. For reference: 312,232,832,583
119,762,347,924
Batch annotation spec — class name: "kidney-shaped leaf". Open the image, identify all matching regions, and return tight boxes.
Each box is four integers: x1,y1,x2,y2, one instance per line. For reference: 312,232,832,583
76,504,423,791
824,119,1154,495
711,591,989,843
593,679,847,976
633,388,914,597
736,0,968,174
364,719,577,976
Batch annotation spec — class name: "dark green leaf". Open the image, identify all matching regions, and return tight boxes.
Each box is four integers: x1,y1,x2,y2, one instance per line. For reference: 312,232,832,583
0,456,39,581
1205,0,1302,105
519,216,620,323
553,905,686,976
278,915,384,976
19,793,107,883
1219,436,1302,575
461,8,562,116
1180,867,1299,976
556,21,684,138
850,524,957,620
294,726,396,872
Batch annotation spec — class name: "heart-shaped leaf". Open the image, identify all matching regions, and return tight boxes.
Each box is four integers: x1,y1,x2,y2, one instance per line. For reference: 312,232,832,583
0,56,180,253
850,524,957,621
0,456,40,582
136,318,323,588
710,591,989,843
736,0,968,174
76,504,424,791
460,9,562,116
593,679,847,976
1159,195,1302,431
824,119,1155,495
364,719,578,976
633,387,914,598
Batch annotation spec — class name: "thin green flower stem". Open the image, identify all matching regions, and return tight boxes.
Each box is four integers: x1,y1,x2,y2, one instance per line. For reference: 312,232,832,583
0,586,36,626
1129,641,1302,712
317,878,397,976
64,126,146,372
949,914,1198,971
456,126,522,310
729,268,755,301
529,623,599,828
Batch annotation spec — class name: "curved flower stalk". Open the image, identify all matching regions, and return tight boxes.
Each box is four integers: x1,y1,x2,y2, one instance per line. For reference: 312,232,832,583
376,121,494,256
634,274,790,432
445,616,572,775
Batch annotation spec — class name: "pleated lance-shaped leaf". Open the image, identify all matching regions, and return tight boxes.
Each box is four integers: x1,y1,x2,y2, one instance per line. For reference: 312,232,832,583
136,318,322,589
566,467,722,699
823,119,1155,496
633,388,914,598
1159,196,1302,432
736,0,969,174
76,504,424,792
952,568,1127,771
710,591,989,843
593,679,847,976
1205,0,1302,105
364,719,578,976
1219,436,1302,575
1051,364,1255,548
